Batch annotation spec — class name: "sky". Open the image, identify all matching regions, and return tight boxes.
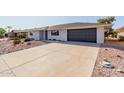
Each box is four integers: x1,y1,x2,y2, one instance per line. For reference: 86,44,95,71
0,16,123,29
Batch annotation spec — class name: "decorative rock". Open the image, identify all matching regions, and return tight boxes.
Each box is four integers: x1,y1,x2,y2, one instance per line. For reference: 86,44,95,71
116,68,124,73
100,60,113,68
117,55,122,59
105,49,108,51
93,41,124,77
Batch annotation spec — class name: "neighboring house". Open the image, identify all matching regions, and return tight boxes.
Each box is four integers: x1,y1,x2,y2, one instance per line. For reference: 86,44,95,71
13,22,111,43
116,27,124,38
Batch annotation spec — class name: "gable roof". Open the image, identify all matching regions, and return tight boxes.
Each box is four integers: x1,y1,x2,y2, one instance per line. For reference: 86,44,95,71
13,22,111,32
13,26,48,33
47,22,111,30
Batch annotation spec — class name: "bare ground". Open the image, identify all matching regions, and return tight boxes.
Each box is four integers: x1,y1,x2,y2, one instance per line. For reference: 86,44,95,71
92,40,124,77
0,40,48,55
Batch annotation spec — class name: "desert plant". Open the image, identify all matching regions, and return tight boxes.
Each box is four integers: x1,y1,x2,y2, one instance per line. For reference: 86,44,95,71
104,31,118,38
13,38,21,45
111,32,118,38
24,38,34,42
104,32,110,38
119,36,124,41
27,42,31,45
17,33,27,39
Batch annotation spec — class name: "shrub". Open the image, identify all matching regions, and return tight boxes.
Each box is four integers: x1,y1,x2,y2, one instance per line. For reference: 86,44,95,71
27,42,31,45
13,38,21,45
105,31,118,38
18,34,25,39
17,33,27,39
0,28,6,38
24,38,34,42
111,32,118,38
119,36,124,41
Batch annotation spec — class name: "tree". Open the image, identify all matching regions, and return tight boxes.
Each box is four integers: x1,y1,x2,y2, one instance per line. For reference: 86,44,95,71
0,28,6,38
97,16,116,24
97,17,116,38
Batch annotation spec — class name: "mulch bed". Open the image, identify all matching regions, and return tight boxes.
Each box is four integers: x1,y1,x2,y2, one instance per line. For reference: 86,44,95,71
92,40,124,77
0,40,48,55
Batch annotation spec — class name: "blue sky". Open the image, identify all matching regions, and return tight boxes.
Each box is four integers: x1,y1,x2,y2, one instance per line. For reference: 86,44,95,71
0,16,123,29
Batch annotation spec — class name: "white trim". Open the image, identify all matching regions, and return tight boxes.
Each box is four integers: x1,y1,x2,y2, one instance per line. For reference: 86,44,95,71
97,27,104,43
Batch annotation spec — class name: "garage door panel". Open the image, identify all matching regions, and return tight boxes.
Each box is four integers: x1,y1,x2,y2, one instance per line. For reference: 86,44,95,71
67,28,96,43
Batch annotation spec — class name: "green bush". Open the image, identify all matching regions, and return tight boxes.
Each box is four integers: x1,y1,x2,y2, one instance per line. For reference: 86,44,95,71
13,38,21,45
119,36,124,41
24,38,34,42
0,28,6,38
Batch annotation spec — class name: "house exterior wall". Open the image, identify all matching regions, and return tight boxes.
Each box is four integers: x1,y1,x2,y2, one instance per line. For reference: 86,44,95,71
27,27,105,43
28,31,40,40
47,29,67,41
97,27,104,43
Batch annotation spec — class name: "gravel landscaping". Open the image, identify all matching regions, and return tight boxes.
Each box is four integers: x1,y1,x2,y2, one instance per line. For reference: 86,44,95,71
92,40,124,77
0,39,48,55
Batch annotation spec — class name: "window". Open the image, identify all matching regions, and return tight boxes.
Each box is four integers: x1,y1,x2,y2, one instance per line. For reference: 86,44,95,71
51,30,59,36
30,32,33,36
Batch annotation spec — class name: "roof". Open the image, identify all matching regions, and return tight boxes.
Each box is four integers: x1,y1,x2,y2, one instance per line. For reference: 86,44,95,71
47,22,111,30
13,26,48,33
13,22,111,32
116,26,124,33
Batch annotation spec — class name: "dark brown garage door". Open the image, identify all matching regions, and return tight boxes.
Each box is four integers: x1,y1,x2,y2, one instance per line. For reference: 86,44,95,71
67,28,97,43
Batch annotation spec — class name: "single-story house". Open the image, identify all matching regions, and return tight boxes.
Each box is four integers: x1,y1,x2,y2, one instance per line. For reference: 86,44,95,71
12,22,112,43
116,27,124,38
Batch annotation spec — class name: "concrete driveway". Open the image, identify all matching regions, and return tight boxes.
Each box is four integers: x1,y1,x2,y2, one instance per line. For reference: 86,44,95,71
0,42,100,77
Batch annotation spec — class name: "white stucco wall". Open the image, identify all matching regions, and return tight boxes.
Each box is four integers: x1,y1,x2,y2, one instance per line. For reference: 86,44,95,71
48,30,67,41
26,28,105,43
28,31,40,40
48,28,105,43
97,27,104,43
